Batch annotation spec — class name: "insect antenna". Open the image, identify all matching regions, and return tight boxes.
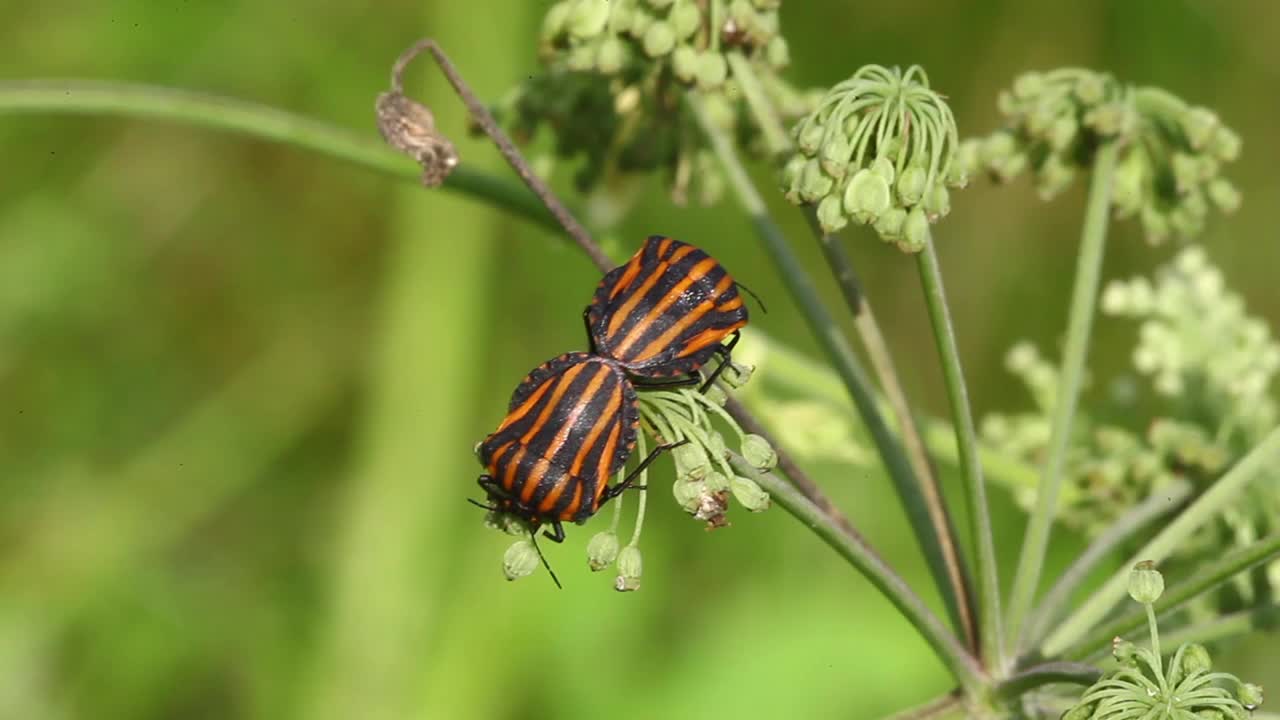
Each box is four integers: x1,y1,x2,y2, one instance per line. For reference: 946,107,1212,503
734,281,768,314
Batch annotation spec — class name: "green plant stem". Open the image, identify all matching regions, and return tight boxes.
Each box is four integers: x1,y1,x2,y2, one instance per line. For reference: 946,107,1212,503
1008,141,1120,651
731,455,986,696
0,79,558,232
1046,426,1280,655
688,90,976,654
1060,530,1280,661
882,692,964,720
1159,602,1280,649
725,50,791,158
1023,478,1194,651
994,662,1101,699
808,217,976,653
915,236,1004,670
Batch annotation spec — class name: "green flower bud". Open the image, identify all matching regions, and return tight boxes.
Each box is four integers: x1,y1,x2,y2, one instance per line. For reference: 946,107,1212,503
1179,643,1213,676
1180,106,1219,149
991,152,1028,182
924,183,950,219
673,442,710,480
543,1,573,38
819,132,851,179
615,545,642,592
568,0,611,38
873,207,907,239
781,153,806,191
1084,102,1128,136
609,3,635,33
730,474,771,511
705,429,729,462
816,194,848,233
1048,113,1078,151
705,469,730,493
703,382,728,406
629,8,654,36
766,36,790,69
799,159,834,203
566,43,598,71
1210,126,1242,162
980,131,1017,165
1141,205,1170,244
503,539,540,581
695,52,728,89
670,2,702,39
672,476,704,512
1036,154,1076,200
1074,73,1107,105
720,361,754,388
1207,178,1241,213
1061,702,1096,720
1237,682,1264,710
1113,148,1147,216
596,36,626,74
797,121,825,156
643,20,676,57
1112,637,1138,665
896,165,928,206
900,206,929,253
843,168,891,223
672,45,698,82
741,434,777,470
1012,71,1044,99
586,530,620,571
1172,152,1201,194
870,156,896,184
1128,560,1164,604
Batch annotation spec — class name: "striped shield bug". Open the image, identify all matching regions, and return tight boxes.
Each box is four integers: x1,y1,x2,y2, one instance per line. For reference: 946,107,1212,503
473,352,677,585
585,235,751,390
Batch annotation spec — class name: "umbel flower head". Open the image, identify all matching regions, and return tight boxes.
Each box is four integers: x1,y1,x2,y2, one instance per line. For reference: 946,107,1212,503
1063,563,1263,720
782,65,965,252
961,68,1241,242
501,0,814,204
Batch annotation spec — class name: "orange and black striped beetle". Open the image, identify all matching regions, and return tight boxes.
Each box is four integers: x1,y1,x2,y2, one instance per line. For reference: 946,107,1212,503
473,352,673,545
585,235,750,390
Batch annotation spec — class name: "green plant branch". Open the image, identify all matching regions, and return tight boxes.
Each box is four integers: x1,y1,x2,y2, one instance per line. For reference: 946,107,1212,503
1044,425,1280,656
1060,531,1280,661
808,216,976,653
1023,478,1194,652
915,235,1004,670
1159,602,1280,650
730,454,986,696
994,662,1102,699
725,50,791,158
0,79,558,232
881,692,964,720
688,89,979,659
1008,141,1121,650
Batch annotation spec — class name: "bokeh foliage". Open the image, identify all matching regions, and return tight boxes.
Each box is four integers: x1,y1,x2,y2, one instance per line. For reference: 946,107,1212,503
2,1,1277,718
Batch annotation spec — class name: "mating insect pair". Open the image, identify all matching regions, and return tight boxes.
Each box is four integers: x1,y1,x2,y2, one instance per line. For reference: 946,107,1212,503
471,236,752,585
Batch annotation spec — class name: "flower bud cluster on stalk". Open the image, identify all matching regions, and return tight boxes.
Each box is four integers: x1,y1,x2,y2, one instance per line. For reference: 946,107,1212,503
781,65,966,251
500,0,814,205
1061,563,1263,720
983,247,1280,604
959,69,1241,242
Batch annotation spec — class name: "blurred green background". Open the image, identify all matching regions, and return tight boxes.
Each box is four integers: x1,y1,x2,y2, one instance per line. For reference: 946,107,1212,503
2,1,1277,718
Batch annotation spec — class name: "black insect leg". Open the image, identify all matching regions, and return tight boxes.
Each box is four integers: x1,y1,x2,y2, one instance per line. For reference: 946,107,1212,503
698,331,741,393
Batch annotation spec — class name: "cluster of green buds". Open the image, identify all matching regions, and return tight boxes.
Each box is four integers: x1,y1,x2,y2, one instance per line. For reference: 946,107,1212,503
501,0,813,203
781,65,966,252
1063,562,1263,720
638,361,776,528
961,68,1241,242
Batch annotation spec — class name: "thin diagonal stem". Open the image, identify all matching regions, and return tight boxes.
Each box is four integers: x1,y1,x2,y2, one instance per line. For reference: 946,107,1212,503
916,236,1004,670
809,218,976,653
1023,478,1193,651
1044,426,1280,655
1008,141,1121,648
995,662,1101,699
0,79,558,232
731,455,986,695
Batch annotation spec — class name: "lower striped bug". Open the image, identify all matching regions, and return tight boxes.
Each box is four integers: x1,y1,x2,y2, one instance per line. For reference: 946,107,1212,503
584,235,755,392
472,352,679,587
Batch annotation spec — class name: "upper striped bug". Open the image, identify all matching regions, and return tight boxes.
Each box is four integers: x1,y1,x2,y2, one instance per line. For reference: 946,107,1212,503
473,352,676,586
585,235,752,391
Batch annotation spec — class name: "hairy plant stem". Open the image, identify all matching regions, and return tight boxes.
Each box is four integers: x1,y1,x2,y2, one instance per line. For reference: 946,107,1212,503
731,455,986,696
1007,142,1120,651
0,79,558,232
1060,530,1280,661
688,89,981,657
1045,426,1280,656
1023,478,1193,652
915,236,1004,671
809,218,976,653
